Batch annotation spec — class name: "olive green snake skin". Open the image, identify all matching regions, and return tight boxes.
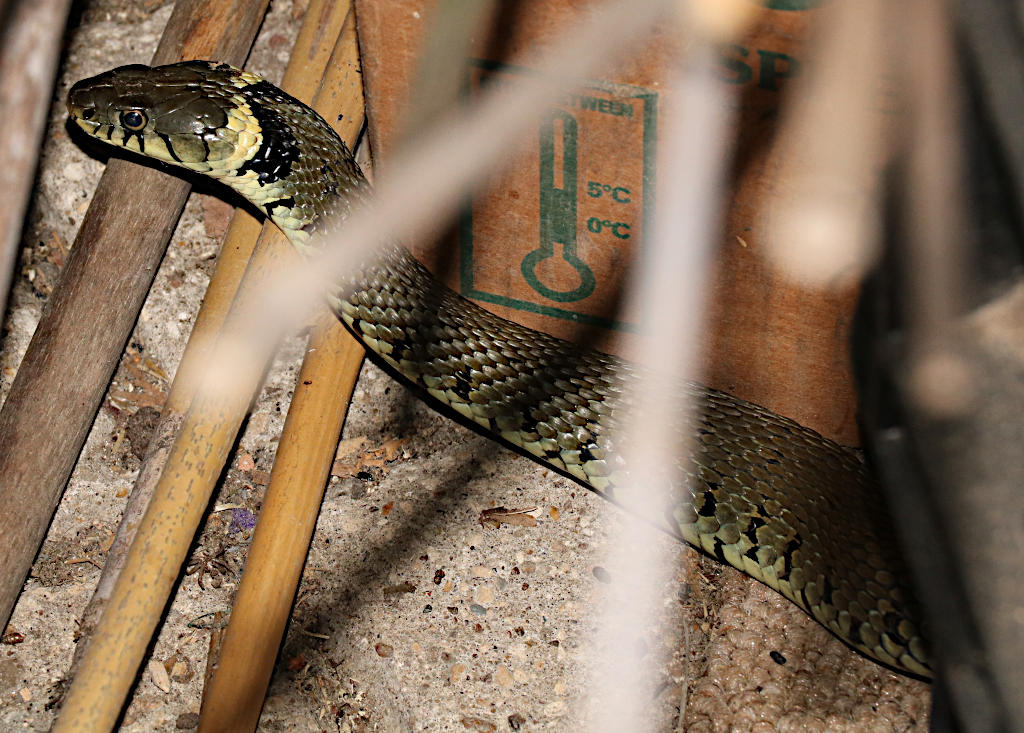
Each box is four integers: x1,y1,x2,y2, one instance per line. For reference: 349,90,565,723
67,61,930,678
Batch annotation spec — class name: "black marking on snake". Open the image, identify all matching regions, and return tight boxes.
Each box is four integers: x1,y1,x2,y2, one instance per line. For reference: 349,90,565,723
237,81,299,186
121,128,145,153
156,133,183,163
743,516,766,550
390,338,415,362
820,573,836,606
883,612,908,643
105,124,114,141
780,536,802,579
264,196,296,218
745,522,770,561
451,370,474,401
697,489,717,517
711,537,729,564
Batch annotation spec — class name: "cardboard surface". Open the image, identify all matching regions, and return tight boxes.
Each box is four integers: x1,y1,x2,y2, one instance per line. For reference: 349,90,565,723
354,0,861,444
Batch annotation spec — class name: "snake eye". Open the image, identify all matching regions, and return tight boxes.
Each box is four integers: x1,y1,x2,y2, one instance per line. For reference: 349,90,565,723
80,108,95,120
120,110,148,131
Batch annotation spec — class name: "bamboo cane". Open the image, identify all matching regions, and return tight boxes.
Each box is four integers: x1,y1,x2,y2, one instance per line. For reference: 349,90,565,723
51,1,366,729
66,0,354,681
197,13,366,729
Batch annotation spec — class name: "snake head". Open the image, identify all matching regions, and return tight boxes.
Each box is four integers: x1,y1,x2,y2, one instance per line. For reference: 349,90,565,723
66,61,263,174
68,59,366,245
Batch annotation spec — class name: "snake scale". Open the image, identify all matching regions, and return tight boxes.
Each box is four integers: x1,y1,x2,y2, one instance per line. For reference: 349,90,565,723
66,61,930,678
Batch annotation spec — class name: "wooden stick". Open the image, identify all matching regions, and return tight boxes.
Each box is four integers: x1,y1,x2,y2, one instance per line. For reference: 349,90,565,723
52,224,283,733
200,320,364,733
198,12,366,729
0,0,270,632
66,0,353,681
51,3,365,728
0,0,74,310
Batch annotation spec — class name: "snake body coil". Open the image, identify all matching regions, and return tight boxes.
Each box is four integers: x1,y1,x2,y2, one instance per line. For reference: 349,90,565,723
67,61,930,677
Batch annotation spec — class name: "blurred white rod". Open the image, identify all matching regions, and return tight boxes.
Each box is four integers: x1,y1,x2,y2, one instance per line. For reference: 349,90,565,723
586,41,738,731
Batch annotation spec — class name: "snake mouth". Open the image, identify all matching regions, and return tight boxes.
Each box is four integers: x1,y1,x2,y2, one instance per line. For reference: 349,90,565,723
66,92,102,136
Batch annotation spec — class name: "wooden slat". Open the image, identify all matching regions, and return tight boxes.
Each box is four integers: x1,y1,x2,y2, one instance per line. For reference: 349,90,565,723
0,0,268,634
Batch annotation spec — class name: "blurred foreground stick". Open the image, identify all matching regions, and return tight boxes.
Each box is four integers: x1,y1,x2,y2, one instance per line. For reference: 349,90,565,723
0,0,74,311
0,0,270,632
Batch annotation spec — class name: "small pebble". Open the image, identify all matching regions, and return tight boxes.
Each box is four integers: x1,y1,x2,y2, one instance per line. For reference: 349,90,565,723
472,565,492,578
770,650,787,665
374,643,394,658
476,586,494,604
423,604,433,613
175,712,200,729
63,162,85,182
460,717,496,732
470,603,487,616
494,665,513,688
592,566,612,583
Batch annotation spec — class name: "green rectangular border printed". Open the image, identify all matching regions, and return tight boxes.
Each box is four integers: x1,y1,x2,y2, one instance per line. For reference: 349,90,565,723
459,58,657,333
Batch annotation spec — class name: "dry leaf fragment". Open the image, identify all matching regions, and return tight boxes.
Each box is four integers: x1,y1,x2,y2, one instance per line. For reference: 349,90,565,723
286,653,308,671
334,435,369,460
148,659,171,692
251,469,271,486
478,506,538,530
331,437,410,478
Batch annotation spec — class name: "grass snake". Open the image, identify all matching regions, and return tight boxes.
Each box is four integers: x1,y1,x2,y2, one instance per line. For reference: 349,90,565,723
66,61,930,678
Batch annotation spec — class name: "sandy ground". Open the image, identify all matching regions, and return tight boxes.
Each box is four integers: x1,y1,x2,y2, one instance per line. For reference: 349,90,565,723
0,1,930,730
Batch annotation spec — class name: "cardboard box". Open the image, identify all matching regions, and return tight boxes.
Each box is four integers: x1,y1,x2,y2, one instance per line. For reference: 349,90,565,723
354,0,862,445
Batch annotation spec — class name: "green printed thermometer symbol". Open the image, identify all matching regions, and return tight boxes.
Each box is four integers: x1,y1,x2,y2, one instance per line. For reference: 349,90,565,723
521,110,596,303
